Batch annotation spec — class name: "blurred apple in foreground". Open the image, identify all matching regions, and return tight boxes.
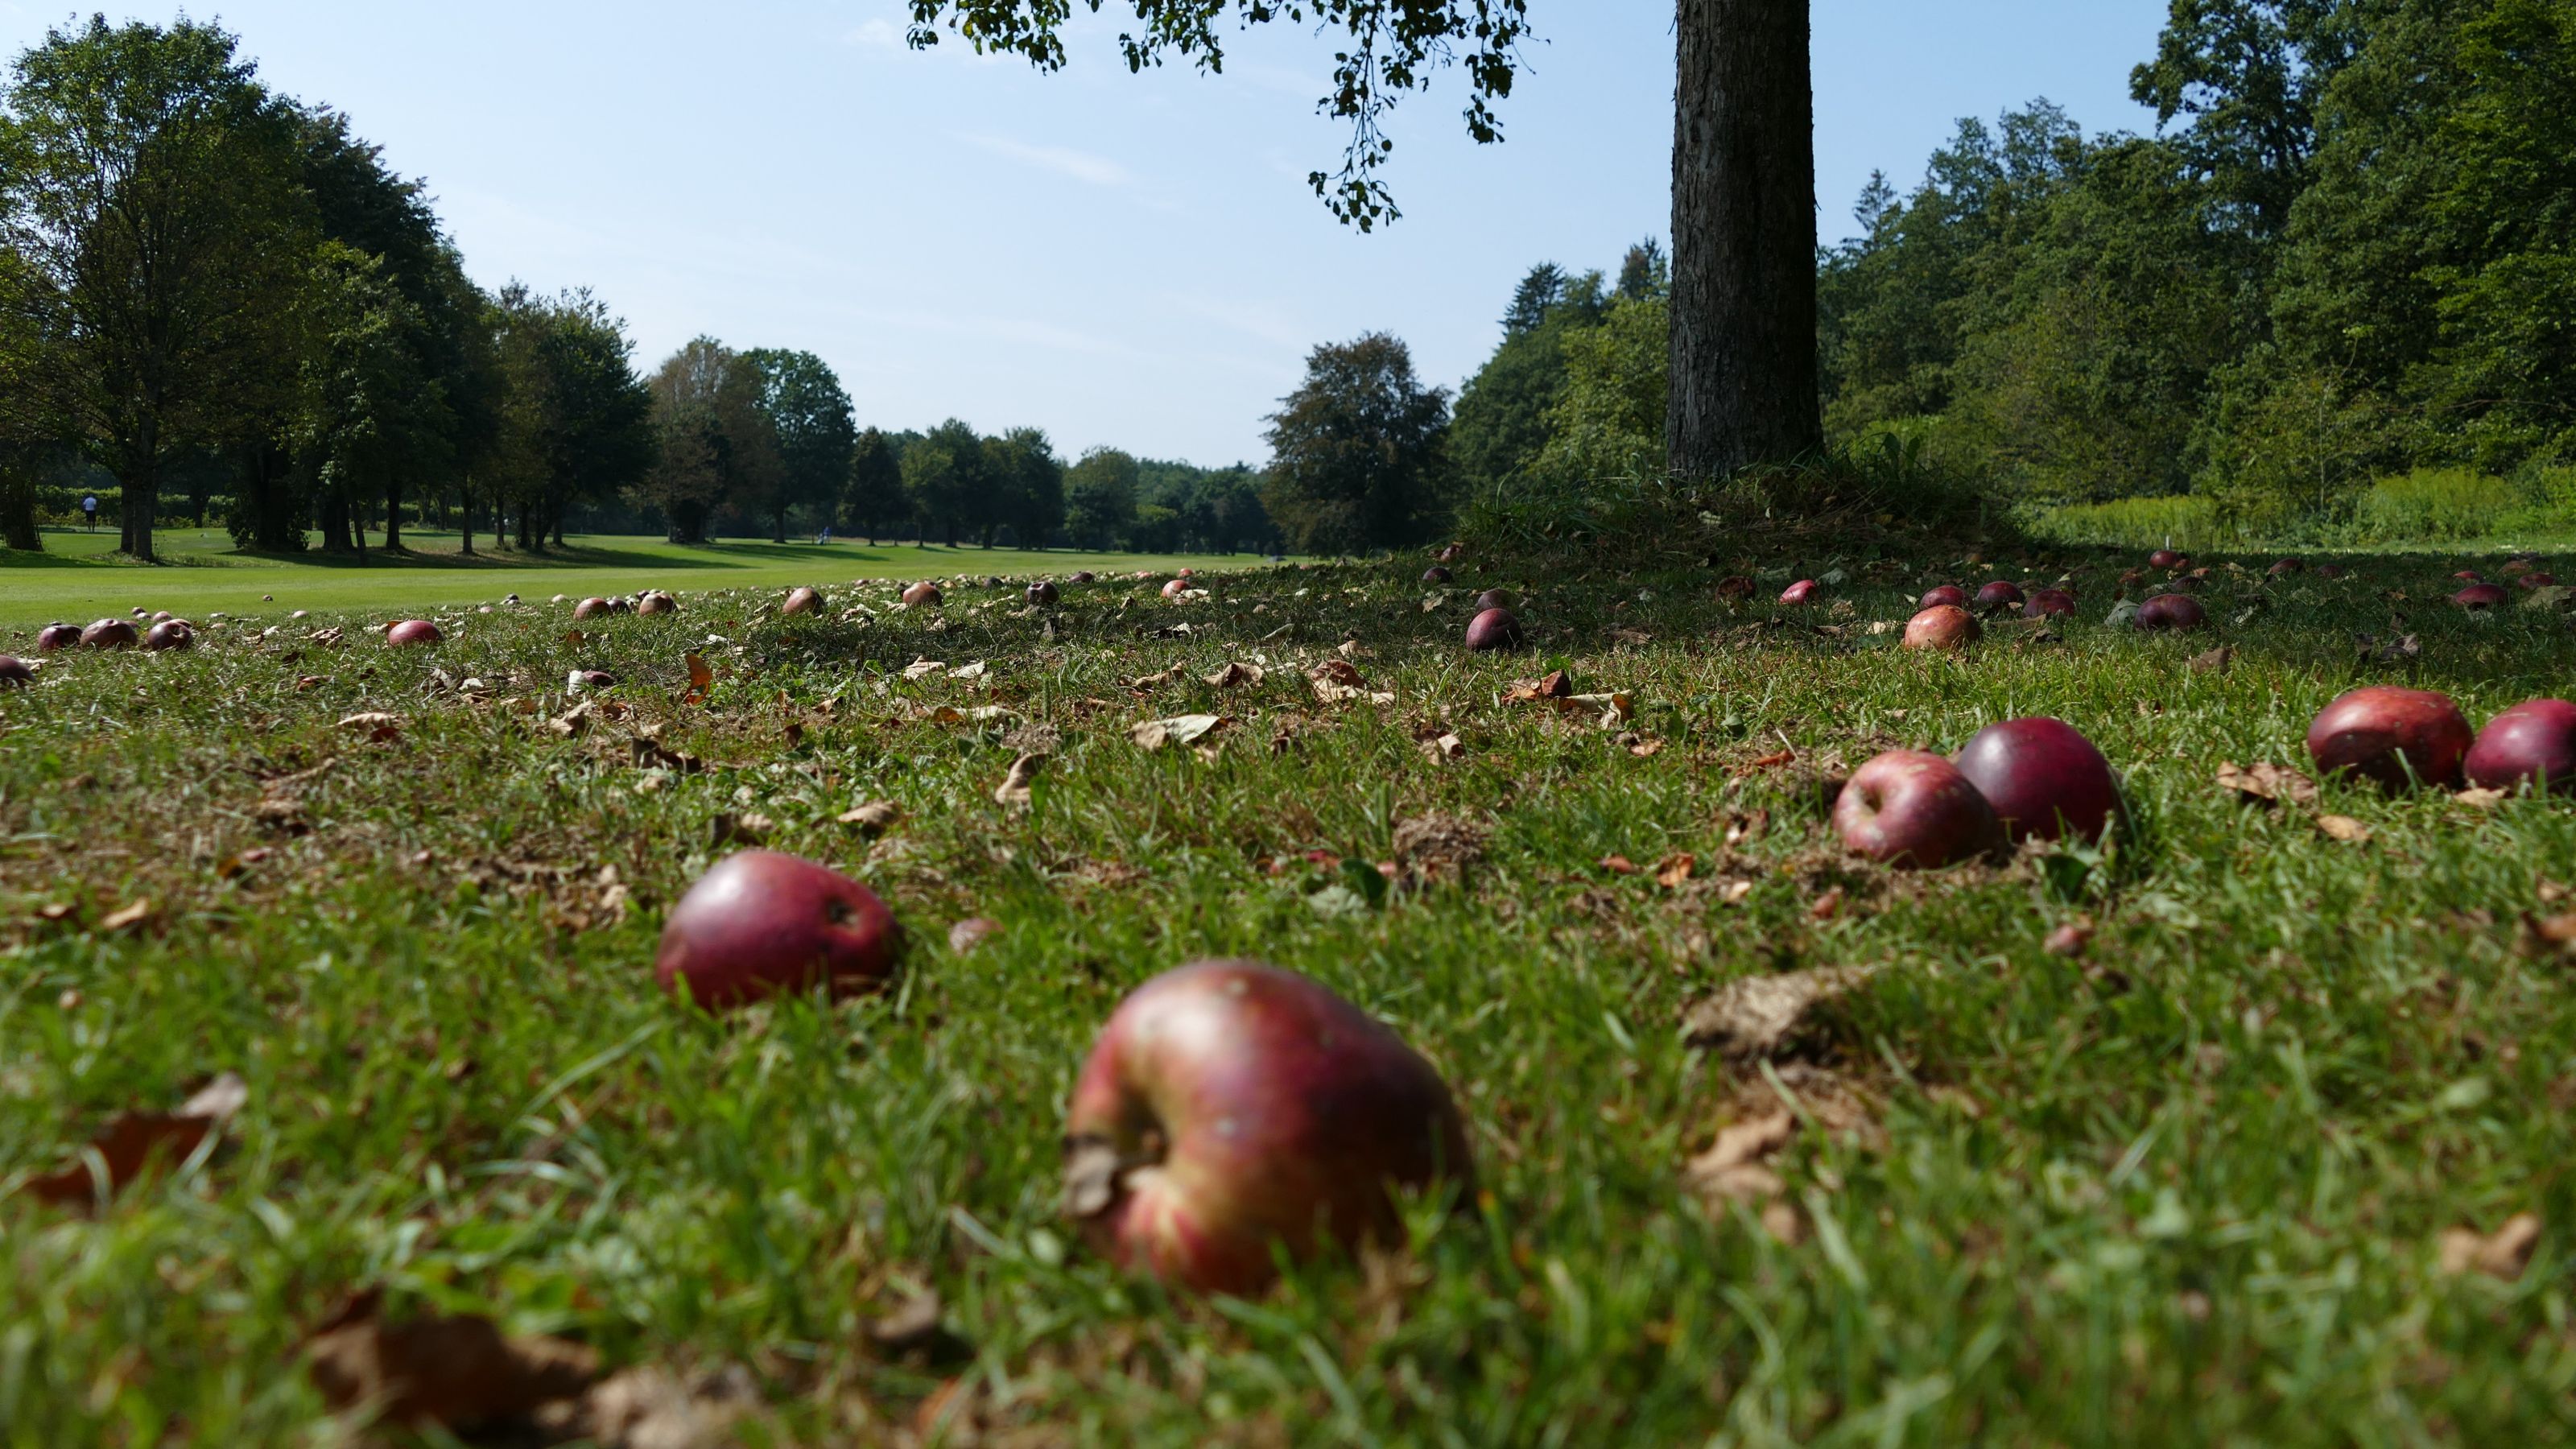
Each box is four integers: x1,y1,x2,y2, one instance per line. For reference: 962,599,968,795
1063,960,1473,1294
2306,685,2471,791
2465,699,2576,795
35,624,80,652
654,850,900,1009
1834,751,2000,867
0,655,32,687
1954,717,2120,843
385,620,441,646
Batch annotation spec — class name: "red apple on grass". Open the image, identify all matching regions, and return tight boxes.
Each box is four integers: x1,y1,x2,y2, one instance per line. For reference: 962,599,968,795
573,597,614,620
783,586,828,616
1027,581,1060,605
0,655,32,687
1465,608,1524,652
1422,566,1453,584
2306,685,2472,791
1974,581,2025,611
2149,548,2187,569
1780,580,1819,605
636,590,679,616
2454,569,2483,583
2465,699,2576,795
898,581,940,607
80,619,138,650
654,850,900,1009
144,619,195,650
2025,588,2077,618
386,620,442,646
1062,960,1473,1294
2518,572,2558,590
2454,583,2508,609
1071,571,1096,584
1918,584,1968,609
1903,605,1980,650
1475,588,1520,612
1954,717,2120,843
1834,751,2001,868
2134,594,2208,631
35,624,80,652
1160,579,1190,600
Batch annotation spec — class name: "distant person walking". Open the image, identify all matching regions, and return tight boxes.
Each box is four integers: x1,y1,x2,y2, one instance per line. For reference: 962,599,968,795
81,494,97,531
816,526,832,546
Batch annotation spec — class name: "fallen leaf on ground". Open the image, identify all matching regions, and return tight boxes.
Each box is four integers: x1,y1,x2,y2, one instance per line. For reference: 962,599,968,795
947,919,1002,955
1682,1111,1793,1207
2455,787,2509,809
2216,760,2318,807
539,1364,758,1449
1130,715,1225,751
994,753,1046,805
1419,732,1465,762
1682,966,1877,1059
902,658,946,681
1597,855,1639,876
866,1290,947,1352
682,652,713,704
1655,852,1697,888
303,1291,600,1430
21,1072,247,1208
1204,662,1264,688
2189,646,2233,673
336,712,402,742
2316,814,2373,844
837,800,902,835
99,898,156,933
2438,1212,2542,1281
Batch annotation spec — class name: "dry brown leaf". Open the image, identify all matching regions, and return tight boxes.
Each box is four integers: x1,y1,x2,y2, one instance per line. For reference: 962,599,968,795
1419,732,1466,762
99,898,157,933
682,651,713,704
1682,966,1877,1059
1204,662,1265,689
994,753,1045,806
1598,855,1639,876
1655,852,1697,889
2438,1212,2542,1281
303,1292,600,1430
2455,786,2510,809
837,800,902,835
902,658,946,681
336,712,402,743
1130,715,1224,751
2317,814,2374,844
2216,760,2318,807
543,1364,757,1449
21,1072,247,1208
1629,737,1666,758
1311,658,1365,687
2188,646,2234,674
947,919,1003,955
1682,1110,1794,1206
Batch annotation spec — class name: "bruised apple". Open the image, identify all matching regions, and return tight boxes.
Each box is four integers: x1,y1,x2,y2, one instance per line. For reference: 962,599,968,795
80,619,138,650
1954,717,2120,844
385,620,442,646
35,623,80,652
2465,699,2576,795
1062,960,1473,1294
0,655,31,687
1465,607,1524,652
1902,605,1979,650
654,850,900,1009
1834,751,2000,867
1027,580,1060,605
2306,685,2472,791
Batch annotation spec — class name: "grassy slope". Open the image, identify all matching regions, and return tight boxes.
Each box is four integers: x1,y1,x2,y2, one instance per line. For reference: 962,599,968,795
5,546,2576,1444
0,527,1254,630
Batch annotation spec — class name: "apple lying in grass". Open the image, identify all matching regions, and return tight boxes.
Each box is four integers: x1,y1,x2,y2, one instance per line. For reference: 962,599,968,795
2134,594,2208,631
896,581,939,607
0,655,32,687
2519,572,2558,590
1071,571,1096,584
2454,569,2483,582
2025,588,2077,618
1062,959,1473,1294
1954,716,2120,843
2268,558,2306,576
2307,685,2471,791
1475,588,1520,612
1974,581,2025,611
1422,566,1453,584
1465,607,1524,652
1834,750,2000,868
80,619,138,650
1160,578,1191,600
1027,580,1059,605
1903,604,1979,650
35,623,80,652
144,619,195,651
636,590,679,616
1780,580,1819,605
2464,699,2576,794
1918,584,1968,609
386,620,442,646
573,597,614,621
783,586,827,616
2149,548,2187,569
654,850,900,1009
2453,583,2508,609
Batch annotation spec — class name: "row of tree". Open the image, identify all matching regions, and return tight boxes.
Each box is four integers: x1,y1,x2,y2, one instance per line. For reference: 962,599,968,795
0,18,1286,560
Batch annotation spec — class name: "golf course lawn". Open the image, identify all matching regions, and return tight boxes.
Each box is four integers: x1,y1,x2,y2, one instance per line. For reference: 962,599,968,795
0,527,1257,630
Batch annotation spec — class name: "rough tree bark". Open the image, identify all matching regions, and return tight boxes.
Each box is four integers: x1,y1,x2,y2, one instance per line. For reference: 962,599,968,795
1669,0,1823,481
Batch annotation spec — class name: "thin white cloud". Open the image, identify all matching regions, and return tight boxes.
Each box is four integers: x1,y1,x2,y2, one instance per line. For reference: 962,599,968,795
842,19,903,49
958,133,1132,188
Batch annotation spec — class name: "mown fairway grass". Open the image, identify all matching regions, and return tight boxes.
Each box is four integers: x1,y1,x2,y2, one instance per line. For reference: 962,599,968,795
0,527,1254,630
6,543,2576,1444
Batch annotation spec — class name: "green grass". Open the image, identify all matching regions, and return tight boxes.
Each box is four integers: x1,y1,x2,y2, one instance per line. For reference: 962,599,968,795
7,545,2576,1444
0,526,1256,631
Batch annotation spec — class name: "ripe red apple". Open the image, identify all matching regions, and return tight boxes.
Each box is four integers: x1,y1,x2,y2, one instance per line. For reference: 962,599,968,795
2454,583,2508,609
783,586,828,615
1954,717,2120,844
2268,558,2306,577
900,580,941,606
1475,588,1520,612
1422,566,1453,584
2148,548,2186,569
1714,576,1756,601
1071,571,1097,584
2518,572,2558,590
1063,959,1473,1294
573,597,613,620
0,655,32,687
2464,699,2576,794
1973,581,2025,611
80,619,138,650
2306,686,2471,791
1780,580,1819,605
654,850,900,1009
1833,750,2001,868
1918,584,1968,609
2025,588,2077,618
1027,580,1060,605
1178,568,1196,578
2134,594,2208,631
386,620,442,646
144,619,195,651
1465,607,1524,651
1903,604,1979,650
636,590,679,616
35,624,80,652
2454,569,2483,583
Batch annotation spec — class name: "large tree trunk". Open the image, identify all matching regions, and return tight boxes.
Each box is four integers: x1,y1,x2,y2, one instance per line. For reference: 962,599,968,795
319,489,352,552
1670,0,1823,480
383,480,404,550
460,481,475,557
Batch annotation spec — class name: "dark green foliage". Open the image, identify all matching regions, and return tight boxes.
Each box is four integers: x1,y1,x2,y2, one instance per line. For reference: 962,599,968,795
1261,332,1451,555
740,349,857,543
842,427,909,543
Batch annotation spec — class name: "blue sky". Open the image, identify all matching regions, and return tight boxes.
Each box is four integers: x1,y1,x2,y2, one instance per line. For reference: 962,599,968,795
0,2,2171,464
